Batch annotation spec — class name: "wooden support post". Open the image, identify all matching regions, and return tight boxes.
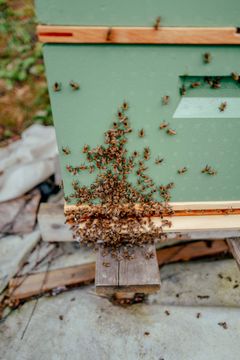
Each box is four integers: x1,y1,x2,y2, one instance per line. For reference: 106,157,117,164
227,238,240,270
95,244,160,296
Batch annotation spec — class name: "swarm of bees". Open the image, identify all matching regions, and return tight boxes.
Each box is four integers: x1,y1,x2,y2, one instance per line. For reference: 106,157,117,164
64,102,174,257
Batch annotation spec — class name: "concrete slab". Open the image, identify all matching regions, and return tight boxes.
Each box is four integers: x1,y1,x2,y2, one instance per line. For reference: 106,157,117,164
1,259,240,360
153,259,240,307
0,285,240,360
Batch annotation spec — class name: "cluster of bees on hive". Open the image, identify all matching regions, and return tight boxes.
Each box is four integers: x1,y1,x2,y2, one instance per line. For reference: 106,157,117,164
63,101,175,259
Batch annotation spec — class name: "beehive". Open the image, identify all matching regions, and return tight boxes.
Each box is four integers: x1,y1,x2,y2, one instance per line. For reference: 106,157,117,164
36,0,240,205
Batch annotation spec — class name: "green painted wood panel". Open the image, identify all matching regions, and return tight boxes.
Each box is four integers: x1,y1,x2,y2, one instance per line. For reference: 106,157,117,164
36,0,240,27
43,44,240,203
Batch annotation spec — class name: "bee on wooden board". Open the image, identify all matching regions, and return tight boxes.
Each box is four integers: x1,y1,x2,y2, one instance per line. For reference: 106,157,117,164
106,27,112,41
203,52,212,64
69,81,80,90
102,261,110,267
178,166,188,174
159,121,169,130
219,101,227,112
62,146,71,155
53,82,61,92
138,128,145,138
162,95,170,105
166,128,177,135
153,16,161,30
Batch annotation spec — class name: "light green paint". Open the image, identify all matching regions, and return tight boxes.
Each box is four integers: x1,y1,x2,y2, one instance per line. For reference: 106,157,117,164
43,44,240,202
35,0,240,27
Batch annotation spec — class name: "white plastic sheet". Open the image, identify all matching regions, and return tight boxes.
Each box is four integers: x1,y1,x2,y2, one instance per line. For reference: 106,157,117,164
0,124,58,202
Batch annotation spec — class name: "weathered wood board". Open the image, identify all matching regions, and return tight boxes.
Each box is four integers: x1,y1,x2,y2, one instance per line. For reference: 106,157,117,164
93,244,160,295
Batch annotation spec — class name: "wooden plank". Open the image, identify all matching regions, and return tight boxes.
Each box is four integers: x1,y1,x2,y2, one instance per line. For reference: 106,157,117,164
77,215,240,233
64,200,240,216
37,25,240,44
95,247,119,295
38,203,73,242
227,238,240,270
39,203,240,242
161,215,240,233
118,244,160,293
9,263,95,300
157,240,229,266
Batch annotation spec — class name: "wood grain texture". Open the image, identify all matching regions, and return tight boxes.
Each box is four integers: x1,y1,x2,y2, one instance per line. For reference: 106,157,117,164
37,25,240,44
95,247,119,294
118,244,160,293
227,238,240,270
157,240,229,266
9,263,95,300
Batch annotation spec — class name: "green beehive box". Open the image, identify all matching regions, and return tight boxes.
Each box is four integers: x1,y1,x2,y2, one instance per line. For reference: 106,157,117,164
36,0,240,205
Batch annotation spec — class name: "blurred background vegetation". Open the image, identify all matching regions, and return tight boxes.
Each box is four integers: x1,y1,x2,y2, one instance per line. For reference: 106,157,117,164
0,0,52,147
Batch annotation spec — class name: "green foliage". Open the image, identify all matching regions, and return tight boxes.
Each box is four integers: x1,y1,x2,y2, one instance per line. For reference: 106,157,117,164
0,0,52,141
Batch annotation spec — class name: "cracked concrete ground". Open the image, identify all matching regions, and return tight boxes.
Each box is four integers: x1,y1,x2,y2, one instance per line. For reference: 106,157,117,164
0,259,240,360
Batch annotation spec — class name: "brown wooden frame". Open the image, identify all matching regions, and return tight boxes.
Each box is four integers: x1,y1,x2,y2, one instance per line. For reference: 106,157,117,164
37,25,240,44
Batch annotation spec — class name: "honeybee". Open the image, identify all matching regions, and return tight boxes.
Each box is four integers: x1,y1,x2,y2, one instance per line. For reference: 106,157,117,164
117,111,124,120
82,144,89,153
62,146,71,155
138,128,145,137
179,85,187,96
155,157,164,164
178,166,187,174
191,82,201,88
102,261,110,267
143,147,150,160
159,121,169,130
153,16,161,30
166,128,176,135
231,72,239,81
201,165,211,173
106,27,112,41
212,79,221,89
133,151,139,157
201,165,217,175
166,182,175,189
203,52,212,64
69,81,80,90
162,95,170,105
219,101,227,112
122,101,129,110
53,82,61,92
